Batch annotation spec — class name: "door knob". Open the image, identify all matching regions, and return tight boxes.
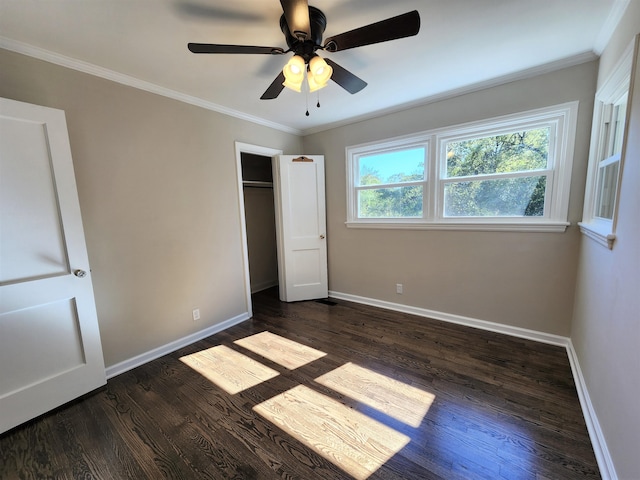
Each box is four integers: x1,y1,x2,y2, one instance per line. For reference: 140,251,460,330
74,269,87,278
320,234,325,239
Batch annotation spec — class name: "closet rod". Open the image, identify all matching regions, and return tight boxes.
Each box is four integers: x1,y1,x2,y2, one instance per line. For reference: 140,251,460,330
243,180,273,188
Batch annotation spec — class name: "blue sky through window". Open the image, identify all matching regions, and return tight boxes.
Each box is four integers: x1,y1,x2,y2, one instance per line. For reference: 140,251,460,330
359,148,425,184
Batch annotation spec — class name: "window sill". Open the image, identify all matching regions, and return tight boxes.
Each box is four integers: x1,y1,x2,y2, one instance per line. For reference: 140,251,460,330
345,221,570,233
578,222,616,249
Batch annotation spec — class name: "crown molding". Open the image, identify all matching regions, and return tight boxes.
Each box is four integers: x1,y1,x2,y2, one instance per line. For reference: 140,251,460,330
594,0,630,55
0,36,302,136
0,35,601,139
301,51,598,136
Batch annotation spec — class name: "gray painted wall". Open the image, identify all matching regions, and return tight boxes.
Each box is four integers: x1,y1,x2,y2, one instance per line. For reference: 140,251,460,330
2,9,639,474
571,3,640,478
303,61,597,336
0,48,302,367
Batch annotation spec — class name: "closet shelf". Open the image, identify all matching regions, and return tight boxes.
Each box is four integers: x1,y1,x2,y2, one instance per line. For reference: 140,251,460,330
243,180,273,188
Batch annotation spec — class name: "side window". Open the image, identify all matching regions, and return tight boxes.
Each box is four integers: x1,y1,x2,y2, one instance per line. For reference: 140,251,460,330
579,41,633,249
594,95,627,220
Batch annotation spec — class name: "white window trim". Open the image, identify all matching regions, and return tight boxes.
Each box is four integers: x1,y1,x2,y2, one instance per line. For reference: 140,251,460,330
579,39,634,249
346,102,579,232
347,135,430,225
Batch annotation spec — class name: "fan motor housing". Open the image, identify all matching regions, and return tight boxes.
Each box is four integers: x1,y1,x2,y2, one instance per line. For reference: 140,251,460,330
280,6,327,61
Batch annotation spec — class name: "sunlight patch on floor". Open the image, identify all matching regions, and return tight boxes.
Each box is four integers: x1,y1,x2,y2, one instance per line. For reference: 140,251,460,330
179,345,279,394
315,362,435,428
234,331,326,370
253,385,410,480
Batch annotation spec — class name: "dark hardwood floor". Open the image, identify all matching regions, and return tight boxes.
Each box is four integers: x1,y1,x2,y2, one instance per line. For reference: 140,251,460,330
0,288,600,479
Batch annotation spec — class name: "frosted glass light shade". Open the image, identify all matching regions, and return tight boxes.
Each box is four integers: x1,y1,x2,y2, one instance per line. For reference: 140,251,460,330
307,56,333,92
283,55,305,92
309,56,332,84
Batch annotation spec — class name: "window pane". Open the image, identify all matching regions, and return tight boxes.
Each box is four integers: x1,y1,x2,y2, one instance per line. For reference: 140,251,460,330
610,100,627,156
444,176,546,217
595,161,619,219
358,148,425,186
358,186,423,218
446,128,549,178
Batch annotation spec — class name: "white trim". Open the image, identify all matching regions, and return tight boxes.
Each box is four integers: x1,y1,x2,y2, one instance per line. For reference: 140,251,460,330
345,220,569,232
0,36,301,136
328,289,616,479
566,340,618,480
103,286,616,478
234,142,283,318
105,312,250,379
578,221,616,249
0,36,596,139
303,51,597,136
328,290,569,347
593,0,631,55
346,102,578,229
581,38,635,248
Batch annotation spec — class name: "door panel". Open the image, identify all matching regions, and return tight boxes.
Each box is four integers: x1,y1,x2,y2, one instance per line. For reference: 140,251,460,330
0,299,85,397
0,97,105,434
274,155,328,302
0,117,68,283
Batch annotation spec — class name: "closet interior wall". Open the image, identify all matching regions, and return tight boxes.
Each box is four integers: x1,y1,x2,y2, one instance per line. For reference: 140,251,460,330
241,153,279,294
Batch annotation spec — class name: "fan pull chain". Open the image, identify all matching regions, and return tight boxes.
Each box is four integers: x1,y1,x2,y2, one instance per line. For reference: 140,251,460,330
317,91,321,108
305,87,310,116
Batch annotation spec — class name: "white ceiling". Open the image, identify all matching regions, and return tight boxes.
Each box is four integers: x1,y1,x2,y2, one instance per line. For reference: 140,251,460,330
0,0,627,134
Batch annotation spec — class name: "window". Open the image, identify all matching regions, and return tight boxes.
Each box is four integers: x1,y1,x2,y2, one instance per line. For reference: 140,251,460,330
346,102,578,231
354,141,428,219
442,126,550,218
579,41,633,249
595,97,626,220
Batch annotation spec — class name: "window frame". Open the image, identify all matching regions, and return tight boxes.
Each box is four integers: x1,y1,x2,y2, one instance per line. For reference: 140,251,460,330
346,102,579,232
579,40,633,249
348,136,430,223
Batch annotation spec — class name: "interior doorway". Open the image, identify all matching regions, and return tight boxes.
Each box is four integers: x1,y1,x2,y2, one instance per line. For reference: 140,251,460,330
234,142,283,316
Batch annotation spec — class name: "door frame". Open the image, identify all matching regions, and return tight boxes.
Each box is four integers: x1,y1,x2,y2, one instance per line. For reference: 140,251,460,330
234,142,282,317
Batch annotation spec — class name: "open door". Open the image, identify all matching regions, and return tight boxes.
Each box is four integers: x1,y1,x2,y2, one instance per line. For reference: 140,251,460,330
0,98,106,433
273,155,328,302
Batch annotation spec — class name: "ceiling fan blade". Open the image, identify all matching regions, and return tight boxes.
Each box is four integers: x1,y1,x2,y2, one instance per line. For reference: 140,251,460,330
188,43,285,55
324,58,367,94
323,10,420,52
260,71,286,100
280,0,311,40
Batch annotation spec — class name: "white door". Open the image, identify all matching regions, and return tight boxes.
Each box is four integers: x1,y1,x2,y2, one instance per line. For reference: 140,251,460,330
273,155,328,302
0,97,106,434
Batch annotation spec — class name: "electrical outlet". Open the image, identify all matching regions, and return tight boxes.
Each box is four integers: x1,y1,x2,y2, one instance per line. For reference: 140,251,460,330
192,308,200,321
396,283,403,294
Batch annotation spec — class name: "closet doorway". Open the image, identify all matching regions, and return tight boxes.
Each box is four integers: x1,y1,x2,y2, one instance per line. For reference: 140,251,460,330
235,142,282,315
242,152,278,293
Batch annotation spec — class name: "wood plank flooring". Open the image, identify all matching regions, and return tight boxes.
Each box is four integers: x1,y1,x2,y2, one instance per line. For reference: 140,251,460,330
0,288,601,479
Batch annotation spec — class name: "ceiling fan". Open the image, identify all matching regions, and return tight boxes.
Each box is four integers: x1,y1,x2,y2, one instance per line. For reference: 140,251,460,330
188,0,420,100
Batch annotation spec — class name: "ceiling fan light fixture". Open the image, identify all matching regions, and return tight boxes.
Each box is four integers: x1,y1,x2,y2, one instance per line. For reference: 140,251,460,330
188,4,421,100
307,71,329,93
308,56,333,85
282,55,305,92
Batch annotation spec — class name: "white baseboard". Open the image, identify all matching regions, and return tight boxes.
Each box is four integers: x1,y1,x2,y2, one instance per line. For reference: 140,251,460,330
103,291,615,479
104,312,250,379
328,290,569,347
328,290,615,479
566,340,618,480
